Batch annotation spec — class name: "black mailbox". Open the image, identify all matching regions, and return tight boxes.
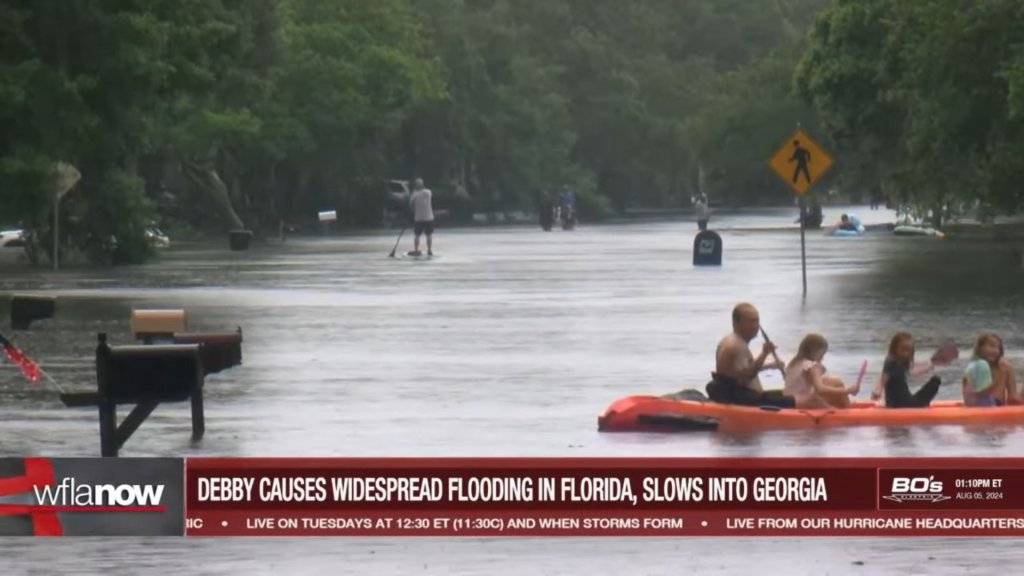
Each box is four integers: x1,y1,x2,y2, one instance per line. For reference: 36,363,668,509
11,295,56,329
173,328,243,375
229,229,253,251
61,333,209,457
693,230,723,266
98,338,203,404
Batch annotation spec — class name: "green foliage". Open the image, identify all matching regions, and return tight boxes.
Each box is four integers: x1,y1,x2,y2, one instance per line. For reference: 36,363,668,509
693,44,825,205
574,188,613,221
84,169,156,265
797,0,1024,221
0,152,53,226
2,0,880,264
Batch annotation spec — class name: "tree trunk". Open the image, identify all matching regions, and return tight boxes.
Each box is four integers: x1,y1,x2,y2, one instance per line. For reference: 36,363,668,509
182,160,246,231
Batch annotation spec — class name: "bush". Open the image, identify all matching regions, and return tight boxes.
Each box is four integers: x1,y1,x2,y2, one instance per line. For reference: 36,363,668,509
82,170,155,265
575,188,614,221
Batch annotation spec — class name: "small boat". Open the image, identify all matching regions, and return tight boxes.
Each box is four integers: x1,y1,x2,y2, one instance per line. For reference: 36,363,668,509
597,395,1024,432
894,224,945,238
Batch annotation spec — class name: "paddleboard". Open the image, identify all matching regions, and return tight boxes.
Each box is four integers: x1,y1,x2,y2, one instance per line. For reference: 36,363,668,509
401,251,438,260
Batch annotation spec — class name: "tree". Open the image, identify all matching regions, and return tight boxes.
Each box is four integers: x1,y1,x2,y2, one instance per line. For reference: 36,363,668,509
796,0,1024,224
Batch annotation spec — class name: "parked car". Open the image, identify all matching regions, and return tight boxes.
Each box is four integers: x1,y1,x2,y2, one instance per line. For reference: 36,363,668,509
0,228,25,248
145,226,171,249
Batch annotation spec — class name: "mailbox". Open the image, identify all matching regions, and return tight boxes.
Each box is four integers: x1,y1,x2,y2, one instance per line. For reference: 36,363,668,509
11,295,56,330
693,230,723,266
61,333,208,457
229,229,253,251
98,339,203,404
131,309,186,341
173,328,243,375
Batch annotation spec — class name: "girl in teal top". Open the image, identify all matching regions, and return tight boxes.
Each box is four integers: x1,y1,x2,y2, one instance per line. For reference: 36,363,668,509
963,334,1001,407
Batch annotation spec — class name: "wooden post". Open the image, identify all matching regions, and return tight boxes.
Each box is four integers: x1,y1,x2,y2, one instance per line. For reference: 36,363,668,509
190,388,205,442
95,333,115,456
99,401,117,457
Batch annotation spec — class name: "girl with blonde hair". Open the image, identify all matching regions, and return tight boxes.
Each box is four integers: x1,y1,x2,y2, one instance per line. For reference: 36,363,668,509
784,334,859,409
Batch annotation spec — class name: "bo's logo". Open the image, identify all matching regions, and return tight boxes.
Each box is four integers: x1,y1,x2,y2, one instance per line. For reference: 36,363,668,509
891,477,942,494
884,476,950,503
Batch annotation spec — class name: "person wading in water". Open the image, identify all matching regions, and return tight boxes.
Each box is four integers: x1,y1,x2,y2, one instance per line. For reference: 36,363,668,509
707,303,794,408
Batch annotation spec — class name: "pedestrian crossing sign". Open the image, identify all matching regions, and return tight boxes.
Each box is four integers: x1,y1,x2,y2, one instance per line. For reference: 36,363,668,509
769,128,834,196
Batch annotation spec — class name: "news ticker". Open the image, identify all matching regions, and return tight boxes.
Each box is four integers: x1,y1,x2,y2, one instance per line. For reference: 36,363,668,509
3,458,1024,536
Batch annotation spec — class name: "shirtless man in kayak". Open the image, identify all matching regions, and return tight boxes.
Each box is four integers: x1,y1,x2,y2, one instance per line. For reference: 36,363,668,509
706,303,795,408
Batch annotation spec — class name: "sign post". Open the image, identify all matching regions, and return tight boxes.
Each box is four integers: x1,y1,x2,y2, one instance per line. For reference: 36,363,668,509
768,128,834,298
51,162,81,271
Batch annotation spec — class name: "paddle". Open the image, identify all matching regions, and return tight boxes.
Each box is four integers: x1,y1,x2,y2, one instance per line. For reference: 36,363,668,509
758,327,787,380
930,340,959,366
0,332,41,385
387,226,407,258
850,359,868,396
0,332,65,393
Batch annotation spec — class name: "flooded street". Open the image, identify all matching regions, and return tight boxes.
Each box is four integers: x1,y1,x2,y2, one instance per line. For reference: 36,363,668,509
2,206,1023,573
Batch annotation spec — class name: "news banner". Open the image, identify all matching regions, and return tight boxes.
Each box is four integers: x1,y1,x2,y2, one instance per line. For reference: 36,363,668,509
3,458,1024,536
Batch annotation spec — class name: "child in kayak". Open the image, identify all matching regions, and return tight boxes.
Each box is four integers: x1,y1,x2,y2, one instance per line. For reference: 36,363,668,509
963,334,1002,407
784,334,859,409
973,333,1020,405
870,332,946,408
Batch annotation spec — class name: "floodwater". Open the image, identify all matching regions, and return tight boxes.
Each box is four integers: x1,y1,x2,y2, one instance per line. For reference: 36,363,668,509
1,206,1022,574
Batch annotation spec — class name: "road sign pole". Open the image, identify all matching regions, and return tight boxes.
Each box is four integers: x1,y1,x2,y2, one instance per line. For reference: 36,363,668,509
799,196,807,298
769,128,832,299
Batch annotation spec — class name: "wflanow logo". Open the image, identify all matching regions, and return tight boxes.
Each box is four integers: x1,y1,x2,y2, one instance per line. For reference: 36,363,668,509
33,477,165,508
883,476,951,504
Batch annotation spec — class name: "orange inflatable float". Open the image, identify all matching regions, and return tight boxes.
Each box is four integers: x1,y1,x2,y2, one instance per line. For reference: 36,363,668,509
597,395,1024,433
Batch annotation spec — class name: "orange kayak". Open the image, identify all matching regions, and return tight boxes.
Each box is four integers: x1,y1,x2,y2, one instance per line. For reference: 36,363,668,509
597,395,1024,433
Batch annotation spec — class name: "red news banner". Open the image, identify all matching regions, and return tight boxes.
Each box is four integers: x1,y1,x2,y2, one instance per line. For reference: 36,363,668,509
185,458,1024,537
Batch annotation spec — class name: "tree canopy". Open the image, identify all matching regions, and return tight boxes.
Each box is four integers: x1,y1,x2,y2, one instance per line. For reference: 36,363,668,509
797,0,1024,224
3,0,1022,264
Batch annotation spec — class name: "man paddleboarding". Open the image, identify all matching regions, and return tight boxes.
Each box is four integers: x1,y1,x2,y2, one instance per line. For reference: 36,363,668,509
409,178,435,256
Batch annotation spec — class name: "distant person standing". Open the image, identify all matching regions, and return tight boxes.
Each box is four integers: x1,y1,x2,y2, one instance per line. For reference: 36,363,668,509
539,190,555,231
869,189,883,210
559,185,577,230
409,178,435,256
694,193,710,230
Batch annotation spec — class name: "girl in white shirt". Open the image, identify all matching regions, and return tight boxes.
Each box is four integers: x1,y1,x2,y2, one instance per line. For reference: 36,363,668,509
784,334,860,409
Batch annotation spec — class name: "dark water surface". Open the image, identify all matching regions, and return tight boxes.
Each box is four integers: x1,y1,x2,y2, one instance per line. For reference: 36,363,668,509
1,206,1021,573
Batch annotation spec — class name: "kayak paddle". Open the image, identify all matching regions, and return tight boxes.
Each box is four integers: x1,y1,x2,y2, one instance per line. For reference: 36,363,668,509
0,332,64,392
0,332,41,384
931,340,959,366
855,359,868,386
758,327,787,380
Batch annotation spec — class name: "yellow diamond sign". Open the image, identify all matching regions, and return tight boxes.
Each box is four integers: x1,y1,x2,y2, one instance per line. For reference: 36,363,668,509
769,129,834,196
